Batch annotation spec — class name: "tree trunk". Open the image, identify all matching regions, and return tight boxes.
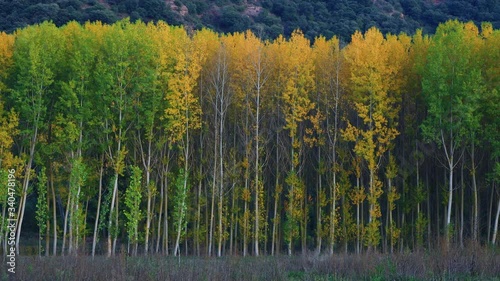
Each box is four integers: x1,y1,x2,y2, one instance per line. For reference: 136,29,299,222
92,155,104,257
271,141,280,256
356,176,360,254
471,141,478,242
446,163,453,247
144,137,153,255
435,169,440,248
156,173,163,254
50,162,57,256
460,160,464,248
487,182,495,243
229,182,235,255
162,145,171,255
16,125,38,255
243,101,250,257
107,172,119,257
316,147,322,254
254,84,261,256
427,168,431,249
195,166,202,256
62,181,71,255
492,194,500,245
112,192,119,255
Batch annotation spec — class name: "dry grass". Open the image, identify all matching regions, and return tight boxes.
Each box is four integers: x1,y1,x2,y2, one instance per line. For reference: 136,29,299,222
4,244,499,281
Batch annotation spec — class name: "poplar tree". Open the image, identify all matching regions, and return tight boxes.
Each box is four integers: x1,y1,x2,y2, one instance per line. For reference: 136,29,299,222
343,27,405,250
421,21,484,246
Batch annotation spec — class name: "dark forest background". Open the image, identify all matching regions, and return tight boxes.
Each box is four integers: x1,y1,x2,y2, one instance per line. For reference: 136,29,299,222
1,0,499,40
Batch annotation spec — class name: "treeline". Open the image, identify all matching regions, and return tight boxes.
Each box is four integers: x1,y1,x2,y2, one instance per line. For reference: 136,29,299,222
0,19,499,257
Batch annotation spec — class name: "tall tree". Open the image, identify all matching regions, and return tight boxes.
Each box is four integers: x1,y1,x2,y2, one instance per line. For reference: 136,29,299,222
281,31,315,255
165,26,205,257
342,27,405,250
10,22,61,255
313,35,345,254
420,20,484,246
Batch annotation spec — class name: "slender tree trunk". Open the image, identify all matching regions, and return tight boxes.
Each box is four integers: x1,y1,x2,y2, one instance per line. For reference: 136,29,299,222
208,92,219,257
162,145,171,255
254,85,261,256
328,45,341,256
217,93,225,257
288,137,295,257
107,90,125,257
271,138,280,256
301,185,307,254
208,173,216,257
195,165,202,256
208,139,216,257
243,99,250,257
435,169,440,248
68,188,74,255
107,173,119,257
112,192,119,255
492,193,500,245
356,176,360,254
92,155,104,257
471,141,478,243
45,214,50,256
174,107,191,256
156,173,163,254
62,182,71,255
331,171,337,254
16,125,38,255
487,182,495,243
389,177,393,254
229,182,235,255
75,181,82,255
243,179,248,257
316,147,322,255
446,162,454,246
48,162,57,256
427,168,432,249
144,136,153,255
460,160,464,248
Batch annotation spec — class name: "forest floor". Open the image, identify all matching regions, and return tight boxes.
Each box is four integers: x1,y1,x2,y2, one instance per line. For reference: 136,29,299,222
4,243,500,280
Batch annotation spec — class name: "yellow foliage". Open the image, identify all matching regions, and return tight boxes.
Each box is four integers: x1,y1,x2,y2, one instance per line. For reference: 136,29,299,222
0,32,14,92
164,27,206,145
0,101,21,169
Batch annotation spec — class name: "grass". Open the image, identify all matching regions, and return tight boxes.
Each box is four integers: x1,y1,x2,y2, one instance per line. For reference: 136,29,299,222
3,244,500,280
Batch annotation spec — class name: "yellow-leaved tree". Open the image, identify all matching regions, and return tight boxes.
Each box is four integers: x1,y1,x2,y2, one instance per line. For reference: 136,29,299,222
280,30,315,255
164,26,206,257
343,27,406,249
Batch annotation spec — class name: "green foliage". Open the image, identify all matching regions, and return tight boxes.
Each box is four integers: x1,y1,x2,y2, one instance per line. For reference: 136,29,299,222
124,165,143,244
10,22,61,144
35,166,48,256
421,20,483,148
98,175,115,236
415,212,427,248
35,167,48,240
173,169,190,242
69,158,88,248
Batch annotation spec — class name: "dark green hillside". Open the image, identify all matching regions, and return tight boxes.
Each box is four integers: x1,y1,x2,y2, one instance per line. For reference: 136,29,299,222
1,0,499,39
